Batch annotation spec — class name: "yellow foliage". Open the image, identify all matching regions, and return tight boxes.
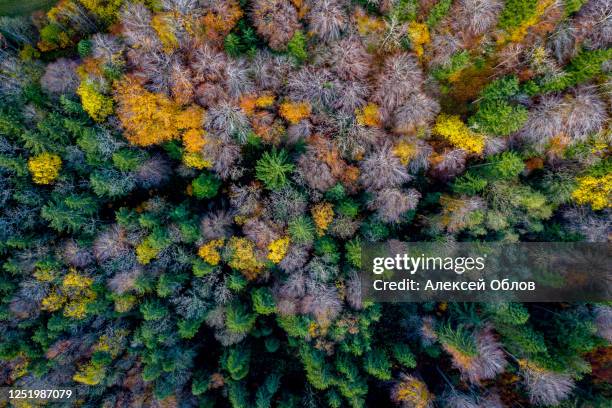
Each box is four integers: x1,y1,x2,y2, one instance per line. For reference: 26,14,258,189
41,290,67,312
572,174,611,211
355,103,381,127
407,22,430,58
183,152,213,169
114,76,204,146
114,294,136,313
227,237,263,280
62,270,93,289
500,0,556,44
308,321,319,338
136,240,159,265
267,237,290,263
184,152,212,169
183,129,207,153
393,140,417,166
38,30,71,52
312,202,334,236
255,94,275,108
73,362,105,385
355,13,386,35
77,81,114,122
34,266,55,282
53,270,97,319
151,13,179,52
198,239,225,265
28,152,62,185
433,114,485,154
94,329,128,357
176,105,205,130
279,101,311,124
78,0,123,24
64,298,93,319
42,273,96,319
393,376,432,408
19,44,40,61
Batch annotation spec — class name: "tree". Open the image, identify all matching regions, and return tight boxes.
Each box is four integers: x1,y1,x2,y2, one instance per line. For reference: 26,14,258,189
255,149,295,190
306,0,346,41
286,30,308,63
77,81,114,122
469,76,528,136
114,76,204,146
222,347,251,380
433,115,485,154
192,172,221,199
27,153,62,184
363,349,392,380
251,0,300,51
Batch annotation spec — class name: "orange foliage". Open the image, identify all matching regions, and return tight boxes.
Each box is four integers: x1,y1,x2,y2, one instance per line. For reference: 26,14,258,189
309,135,360,189
77,57,104,79
201,1,243,45
279,101,311,124
239,94,258,116
114,76,204,146
252,112,285,144
182,129,207,153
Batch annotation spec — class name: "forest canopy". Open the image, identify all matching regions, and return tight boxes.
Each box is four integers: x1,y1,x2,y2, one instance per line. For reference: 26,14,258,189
0,0,610,407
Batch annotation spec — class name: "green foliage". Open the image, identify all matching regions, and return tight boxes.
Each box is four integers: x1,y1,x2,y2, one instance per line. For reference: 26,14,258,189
314,236,340,264
224,19,259,57
325,183,346,201
336,199,360,218
299,344,335,390
363,349,392,380
255,149,295,190
287,30,308,63
77,39,93,57
41,194,99,234
288,215,316,245
140,299,168,321
223,347,251,381
485,152,525,179
252,287,276,315
469,76,528,136
563,0,588,15
498,0,539,30
432,50,470,81
255,373,281,408
497,323,548,355
192,171,221,199
426,0,452,28
528,48,612,94
345,239,362,268
392,343,417,368
437,324,478,356
486,302,530,325
226,302,257,334
112,148,146,171
0,4,608,407
90,169,136,198
389,0,420,22
452,172,488,195
191,372,209,395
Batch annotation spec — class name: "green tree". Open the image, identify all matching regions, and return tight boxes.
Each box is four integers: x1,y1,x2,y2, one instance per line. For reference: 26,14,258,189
255,149,294,190
192,171,221,199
